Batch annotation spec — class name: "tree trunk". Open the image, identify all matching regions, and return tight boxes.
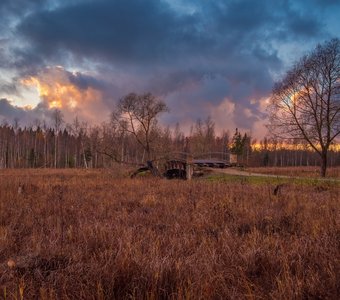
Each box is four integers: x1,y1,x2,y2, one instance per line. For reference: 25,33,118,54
320,151,327,177
54,134,57,168
145,142,151,161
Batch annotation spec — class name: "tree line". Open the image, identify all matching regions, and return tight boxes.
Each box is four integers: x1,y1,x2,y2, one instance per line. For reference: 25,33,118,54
1,111,339,169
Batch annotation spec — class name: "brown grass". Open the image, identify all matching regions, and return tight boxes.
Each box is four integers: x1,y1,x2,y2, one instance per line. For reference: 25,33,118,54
246,166,340,178
0,169,339,299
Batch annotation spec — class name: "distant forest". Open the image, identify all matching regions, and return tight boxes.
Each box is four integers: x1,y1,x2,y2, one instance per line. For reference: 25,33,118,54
0,114,340,169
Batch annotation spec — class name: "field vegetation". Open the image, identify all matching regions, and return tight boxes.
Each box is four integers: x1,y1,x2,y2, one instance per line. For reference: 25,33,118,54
246,166,340,178
0,169,339,299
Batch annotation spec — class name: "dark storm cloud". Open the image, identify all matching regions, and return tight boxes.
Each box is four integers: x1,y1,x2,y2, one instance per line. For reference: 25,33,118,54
0,97,61,126
0,82,19,96
0,98,43,124
0,0,39,13
68,71,109,91
0,98,26,120
0,0,47,33
210,0,275,35
16,0,298,67
17,0,204,64
233,105,258,129
0,0,339,135
286,11,323,38
63,68,123,106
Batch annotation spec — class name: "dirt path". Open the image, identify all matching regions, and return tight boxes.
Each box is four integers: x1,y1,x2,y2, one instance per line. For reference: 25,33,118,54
211,167,340,182
213,168,288,177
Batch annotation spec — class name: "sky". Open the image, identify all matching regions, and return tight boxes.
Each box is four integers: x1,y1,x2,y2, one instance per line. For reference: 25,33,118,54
0,0,339,138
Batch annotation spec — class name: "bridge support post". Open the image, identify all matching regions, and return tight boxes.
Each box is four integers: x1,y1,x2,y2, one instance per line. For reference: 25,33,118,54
186,163,193,180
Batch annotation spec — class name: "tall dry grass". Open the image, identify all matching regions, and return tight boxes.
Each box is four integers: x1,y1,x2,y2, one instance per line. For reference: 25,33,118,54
0,169,339,299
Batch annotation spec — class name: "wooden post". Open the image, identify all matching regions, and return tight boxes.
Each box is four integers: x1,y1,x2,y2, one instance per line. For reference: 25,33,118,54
230,154,237,165
186,163,193,180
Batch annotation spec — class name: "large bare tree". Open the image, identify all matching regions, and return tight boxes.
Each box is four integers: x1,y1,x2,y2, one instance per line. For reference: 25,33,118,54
268,39,340,177
112,92,169,160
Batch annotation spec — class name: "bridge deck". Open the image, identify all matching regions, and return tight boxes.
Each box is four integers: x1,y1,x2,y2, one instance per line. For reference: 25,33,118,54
193,159,229,164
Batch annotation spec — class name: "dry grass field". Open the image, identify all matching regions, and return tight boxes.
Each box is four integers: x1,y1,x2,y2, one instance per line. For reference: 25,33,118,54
0,169,339,299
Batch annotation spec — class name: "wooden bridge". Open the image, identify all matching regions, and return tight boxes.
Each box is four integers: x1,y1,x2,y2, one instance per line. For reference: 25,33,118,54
130,152,236,180
163,152,235,179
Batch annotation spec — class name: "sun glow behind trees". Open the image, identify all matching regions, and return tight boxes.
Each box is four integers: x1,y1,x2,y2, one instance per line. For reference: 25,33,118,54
251,141,340,152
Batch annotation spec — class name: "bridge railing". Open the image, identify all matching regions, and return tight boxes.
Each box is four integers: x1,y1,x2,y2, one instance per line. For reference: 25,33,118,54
158,151,230,162
192,152,230,162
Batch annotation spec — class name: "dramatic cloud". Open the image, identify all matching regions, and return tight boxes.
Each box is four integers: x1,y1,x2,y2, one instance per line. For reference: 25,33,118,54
0,0,339,137
0,98,49,125
0,98,27,122
21,66,110,122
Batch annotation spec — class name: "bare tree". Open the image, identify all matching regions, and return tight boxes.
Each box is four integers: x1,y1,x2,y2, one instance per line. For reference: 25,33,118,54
112,92,169,160
268,39,340,177
51,109,64,168
69,117,89,168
